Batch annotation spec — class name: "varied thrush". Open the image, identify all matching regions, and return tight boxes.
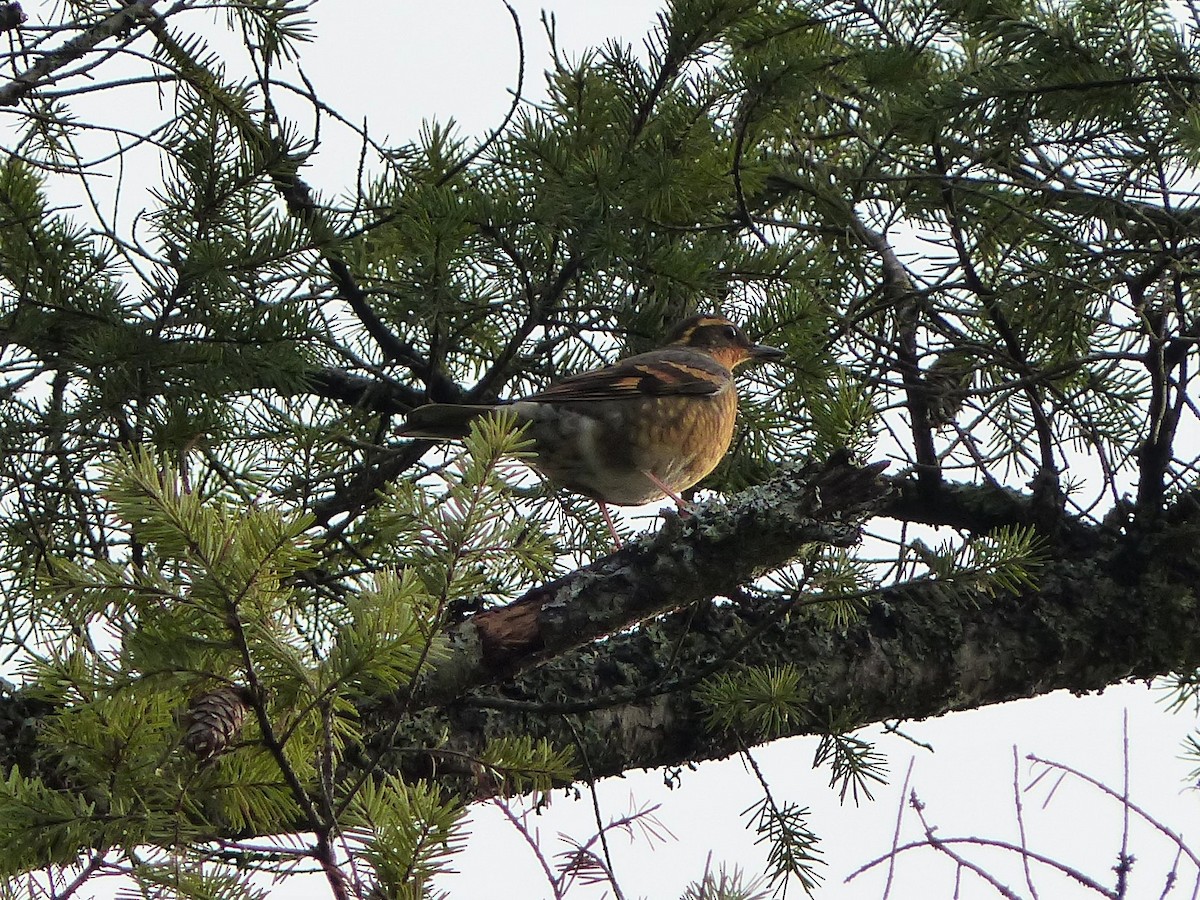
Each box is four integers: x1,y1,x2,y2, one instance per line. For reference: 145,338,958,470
398,314,785,538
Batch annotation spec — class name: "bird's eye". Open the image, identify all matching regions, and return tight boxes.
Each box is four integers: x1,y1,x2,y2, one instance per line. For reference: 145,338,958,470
723,325,740,342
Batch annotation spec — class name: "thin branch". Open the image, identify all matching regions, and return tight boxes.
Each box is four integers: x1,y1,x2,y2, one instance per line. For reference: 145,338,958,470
1026,754,1200,875
849,214,940,488
435,0,524,187
494,798,563,900
0,0,161,106
881,758,914,900
1013,746,1040,900
931,143,1060,496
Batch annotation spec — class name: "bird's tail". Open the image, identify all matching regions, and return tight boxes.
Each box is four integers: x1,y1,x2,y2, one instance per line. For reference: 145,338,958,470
397,403,499,439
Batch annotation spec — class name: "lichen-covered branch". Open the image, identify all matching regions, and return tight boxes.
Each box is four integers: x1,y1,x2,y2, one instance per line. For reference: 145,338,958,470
372,491,1200,792
410,454,890,708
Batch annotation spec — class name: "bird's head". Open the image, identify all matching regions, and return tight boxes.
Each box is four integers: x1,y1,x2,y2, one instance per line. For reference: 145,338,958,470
667,314,785,370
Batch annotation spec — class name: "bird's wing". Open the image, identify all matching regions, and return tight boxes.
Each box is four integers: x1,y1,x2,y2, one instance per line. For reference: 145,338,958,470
525,348,728,403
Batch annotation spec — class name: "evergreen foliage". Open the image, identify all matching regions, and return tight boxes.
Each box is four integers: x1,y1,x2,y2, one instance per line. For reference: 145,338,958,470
0,0,1197,895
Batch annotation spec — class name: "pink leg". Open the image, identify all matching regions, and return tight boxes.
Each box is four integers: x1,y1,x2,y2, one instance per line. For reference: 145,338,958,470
642,470,692,514
597,501,623,548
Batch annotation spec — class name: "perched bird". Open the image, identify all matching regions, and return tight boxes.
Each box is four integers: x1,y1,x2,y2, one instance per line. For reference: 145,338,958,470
398,314,785,540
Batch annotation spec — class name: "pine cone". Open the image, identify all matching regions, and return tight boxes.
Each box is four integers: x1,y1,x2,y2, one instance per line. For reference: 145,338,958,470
183,685,252,760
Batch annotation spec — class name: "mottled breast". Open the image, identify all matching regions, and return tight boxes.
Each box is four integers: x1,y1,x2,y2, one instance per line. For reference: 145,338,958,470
512,380,739,506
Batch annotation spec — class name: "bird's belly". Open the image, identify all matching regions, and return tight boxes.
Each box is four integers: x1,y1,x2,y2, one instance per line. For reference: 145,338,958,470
515,390,738,506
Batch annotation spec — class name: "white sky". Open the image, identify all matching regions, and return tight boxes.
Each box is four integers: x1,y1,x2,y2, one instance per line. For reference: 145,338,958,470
10,0,1200,897
443,684,1200,899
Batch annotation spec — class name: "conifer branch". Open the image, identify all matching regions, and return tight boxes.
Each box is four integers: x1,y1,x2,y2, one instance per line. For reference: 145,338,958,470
0,0,160,107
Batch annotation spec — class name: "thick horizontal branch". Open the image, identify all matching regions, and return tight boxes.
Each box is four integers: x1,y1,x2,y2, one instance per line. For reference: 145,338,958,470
881,476,1036,532
4,474,1198,830
377,491,1200,791
407,454,891,710
299,367,420,416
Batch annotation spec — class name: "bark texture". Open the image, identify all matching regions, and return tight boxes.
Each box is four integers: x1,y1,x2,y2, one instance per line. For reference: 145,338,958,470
2,463,1199,807
361,471,1200,795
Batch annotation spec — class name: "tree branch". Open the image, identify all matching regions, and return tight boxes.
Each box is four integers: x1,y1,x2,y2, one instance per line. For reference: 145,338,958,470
0,1,160,107
410,454,891,708
3,476,1199,829
382,491,1200,793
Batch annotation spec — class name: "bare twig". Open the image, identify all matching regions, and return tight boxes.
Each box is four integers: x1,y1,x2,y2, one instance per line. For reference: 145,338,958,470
1013,745,1040,900
881,757,914,900
0,0,160,106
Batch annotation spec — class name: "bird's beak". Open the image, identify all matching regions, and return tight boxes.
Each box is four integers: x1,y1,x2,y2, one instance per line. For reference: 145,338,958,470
748,342,786,363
